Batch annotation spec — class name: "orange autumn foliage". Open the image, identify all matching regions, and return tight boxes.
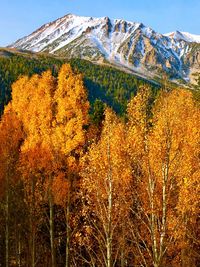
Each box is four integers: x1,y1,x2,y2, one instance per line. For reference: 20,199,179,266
80,108,132,266
11,63,89,199
0,105,24,190
127,88,200,266
11,64,89,156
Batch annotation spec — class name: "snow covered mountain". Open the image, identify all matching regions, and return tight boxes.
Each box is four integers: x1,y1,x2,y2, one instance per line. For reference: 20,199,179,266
9,14,200,82
164,31,200,44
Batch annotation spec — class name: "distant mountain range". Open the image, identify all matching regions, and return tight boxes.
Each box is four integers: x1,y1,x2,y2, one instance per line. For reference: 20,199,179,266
9,14,200,83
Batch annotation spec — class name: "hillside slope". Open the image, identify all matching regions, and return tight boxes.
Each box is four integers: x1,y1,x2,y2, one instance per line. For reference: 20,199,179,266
0,48,159,116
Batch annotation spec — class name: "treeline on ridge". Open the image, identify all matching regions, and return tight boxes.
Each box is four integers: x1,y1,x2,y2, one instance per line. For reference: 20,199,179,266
0,49,159,117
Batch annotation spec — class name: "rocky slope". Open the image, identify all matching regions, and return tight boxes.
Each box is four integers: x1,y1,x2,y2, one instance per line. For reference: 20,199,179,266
9,14,200,82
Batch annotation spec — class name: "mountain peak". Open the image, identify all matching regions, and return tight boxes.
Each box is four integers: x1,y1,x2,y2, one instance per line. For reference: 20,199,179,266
164,30,200,43
8,14,200,82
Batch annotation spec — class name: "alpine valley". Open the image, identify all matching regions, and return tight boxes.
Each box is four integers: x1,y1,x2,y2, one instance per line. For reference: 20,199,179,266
9,14,200,83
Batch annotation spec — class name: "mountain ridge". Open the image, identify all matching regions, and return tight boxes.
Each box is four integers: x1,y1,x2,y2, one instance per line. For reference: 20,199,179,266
9,14,200,83
164,31,200,43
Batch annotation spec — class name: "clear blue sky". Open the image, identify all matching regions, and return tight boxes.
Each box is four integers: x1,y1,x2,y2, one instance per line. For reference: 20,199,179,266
0,0,200,46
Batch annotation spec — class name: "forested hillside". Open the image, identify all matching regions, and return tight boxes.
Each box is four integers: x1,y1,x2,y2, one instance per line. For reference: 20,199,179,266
0,49,159,117
0,64,199,266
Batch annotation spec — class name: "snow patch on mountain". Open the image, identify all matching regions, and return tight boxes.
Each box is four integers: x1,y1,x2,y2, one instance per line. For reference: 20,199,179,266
165,31,200,43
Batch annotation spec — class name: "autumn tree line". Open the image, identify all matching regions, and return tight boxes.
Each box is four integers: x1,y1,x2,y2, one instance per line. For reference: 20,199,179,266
0,51,155,116
0,64,199,267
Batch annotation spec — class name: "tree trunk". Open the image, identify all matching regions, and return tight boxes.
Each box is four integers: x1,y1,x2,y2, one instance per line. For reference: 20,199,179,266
106,140,112,267
30,178,35,267
148,177,158,266
181,216,192,267
107,182,112,267
5,172,9,267
121,249,125,267
49,188,56,267
65,188,70,267
120,225,126,267
17,230,21,267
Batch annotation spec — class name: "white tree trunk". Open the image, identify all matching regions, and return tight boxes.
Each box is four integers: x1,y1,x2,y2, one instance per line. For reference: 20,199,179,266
49,185,56,267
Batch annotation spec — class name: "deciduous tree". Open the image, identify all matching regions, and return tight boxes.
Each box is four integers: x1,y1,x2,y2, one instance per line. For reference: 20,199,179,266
81,108,131,267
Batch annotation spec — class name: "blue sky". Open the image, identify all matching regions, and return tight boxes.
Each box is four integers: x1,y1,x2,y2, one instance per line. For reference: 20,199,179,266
0,0,200,46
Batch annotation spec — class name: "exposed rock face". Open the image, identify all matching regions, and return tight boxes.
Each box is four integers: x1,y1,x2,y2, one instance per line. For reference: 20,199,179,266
9,14,200,82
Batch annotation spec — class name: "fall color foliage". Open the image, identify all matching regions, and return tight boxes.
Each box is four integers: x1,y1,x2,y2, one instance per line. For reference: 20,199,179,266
0,66,199,266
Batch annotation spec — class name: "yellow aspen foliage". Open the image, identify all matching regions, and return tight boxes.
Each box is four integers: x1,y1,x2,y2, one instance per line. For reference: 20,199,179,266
130,88,200,266
125,87,200,266
52,172,69,206
11,64,89,157
53,64,89,155
10,64,89,267
151,89,200,266
11,71,56,150
80,108,132,266
0,105,24,188
127,85,151,164
19,145,54,202
149,89,200,215
82,108,131,200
